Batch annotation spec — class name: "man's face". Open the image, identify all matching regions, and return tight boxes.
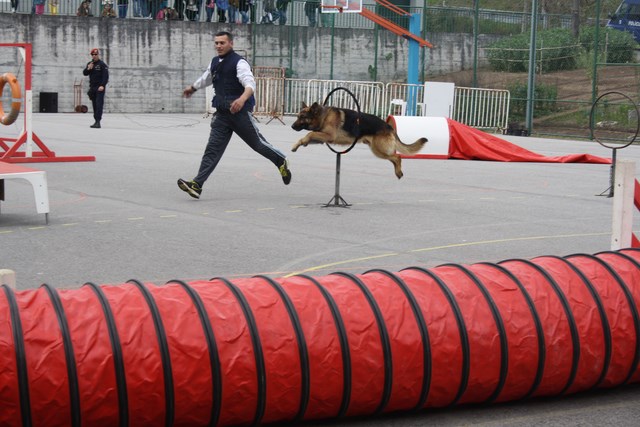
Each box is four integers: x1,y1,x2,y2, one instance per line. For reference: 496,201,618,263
214,35,233,57
91,52,99,62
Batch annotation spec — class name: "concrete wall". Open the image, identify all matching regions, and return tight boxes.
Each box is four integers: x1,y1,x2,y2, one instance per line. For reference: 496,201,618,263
1,14,494,113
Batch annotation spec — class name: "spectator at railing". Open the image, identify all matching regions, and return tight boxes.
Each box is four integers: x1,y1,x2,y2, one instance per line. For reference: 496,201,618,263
174,0,184,19
102,1,117,17
238,0,249,23
205,0,215,21
11,0,18,13
148,0,161,19
156,4,178,19
77,0,93,16
117,0,128,17
304,0,319,26
249,0,256,22
276,0,289,25
132,0,148,17
215,0,228,22
228,0,238,23
49,0,59,14
32,0,45,15
185,0,200,21
260,0,276,23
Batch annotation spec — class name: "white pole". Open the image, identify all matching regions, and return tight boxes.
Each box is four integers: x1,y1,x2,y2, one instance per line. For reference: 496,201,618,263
0,269,16,289
26,89,33,158
18,47,33,158
611,159,636,250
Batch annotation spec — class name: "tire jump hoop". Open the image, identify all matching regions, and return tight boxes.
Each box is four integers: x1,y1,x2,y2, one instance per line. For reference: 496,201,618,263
322,87,360,208
589,91,640,198
0,72,21,126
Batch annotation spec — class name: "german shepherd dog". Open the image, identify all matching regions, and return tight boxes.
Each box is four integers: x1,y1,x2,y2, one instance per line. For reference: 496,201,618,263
291,102,427,179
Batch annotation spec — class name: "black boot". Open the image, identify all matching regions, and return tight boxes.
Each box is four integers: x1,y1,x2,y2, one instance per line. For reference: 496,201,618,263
90,121,101,128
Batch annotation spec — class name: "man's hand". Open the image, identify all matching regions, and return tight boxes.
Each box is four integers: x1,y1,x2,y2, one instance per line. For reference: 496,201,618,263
230,98,246,114
183,85,196,98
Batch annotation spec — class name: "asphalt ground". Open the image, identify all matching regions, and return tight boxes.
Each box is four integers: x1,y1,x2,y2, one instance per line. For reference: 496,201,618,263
1,112,640,425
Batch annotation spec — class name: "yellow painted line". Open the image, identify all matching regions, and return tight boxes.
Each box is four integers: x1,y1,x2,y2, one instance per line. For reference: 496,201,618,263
202,212,210,216
28,226,46,230
283,252,399,278
410,232,609,253
283,232,610,278
62,223,79,226
290,205,307,209
0,230,13,234
160,215,177,218
258,208,275,211
353,202,373,205
479,197,496,200
128,217,144,221
95,220,112,223
225,210,243,213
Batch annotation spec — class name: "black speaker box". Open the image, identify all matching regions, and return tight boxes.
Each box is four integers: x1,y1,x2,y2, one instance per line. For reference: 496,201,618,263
40,92,58,113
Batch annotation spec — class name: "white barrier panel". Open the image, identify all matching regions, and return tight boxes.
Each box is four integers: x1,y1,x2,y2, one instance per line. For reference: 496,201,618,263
387,115,449,158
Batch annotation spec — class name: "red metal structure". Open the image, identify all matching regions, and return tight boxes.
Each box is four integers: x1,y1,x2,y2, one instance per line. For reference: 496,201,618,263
0,43,95,163
1,249,640,426
360,0,432,48
632,179,640,247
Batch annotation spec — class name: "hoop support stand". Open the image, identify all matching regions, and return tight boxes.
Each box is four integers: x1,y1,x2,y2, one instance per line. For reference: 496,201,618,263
320,87,361,208
598,148,618,198
0,43,95,163
324,152,350,208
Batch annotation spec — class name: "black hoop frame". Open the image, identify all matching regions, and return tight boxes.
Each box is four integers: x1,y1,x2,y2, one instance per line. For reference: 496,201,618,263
589,91,639,150
322,87,361,155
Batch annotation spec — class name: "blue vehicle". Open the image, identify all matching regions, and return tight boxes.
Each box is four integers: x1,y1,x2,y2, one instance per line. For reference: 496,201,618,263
607,0,640,43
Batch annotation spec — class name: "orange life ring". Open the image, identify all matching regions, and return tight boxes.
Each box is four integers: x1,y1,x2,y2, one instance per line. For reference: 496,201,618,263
0,72,22,126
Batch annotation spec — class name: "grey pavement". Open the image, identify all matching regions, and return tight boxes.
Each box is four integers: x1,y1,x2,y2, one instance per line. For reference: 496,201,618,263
1,112,640,425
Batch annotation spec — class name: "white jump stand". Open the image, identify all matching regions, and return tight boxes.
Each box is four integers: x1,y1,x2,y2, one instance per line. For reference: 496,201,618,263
0,161,50,224
388,99,407,116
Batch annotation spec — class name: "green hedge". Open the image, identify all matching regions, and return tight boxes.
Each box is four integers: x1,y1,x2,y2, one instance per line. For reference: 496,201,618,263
579,26,637,64
508,81,559,120
487,29,580,72
424,11,521,35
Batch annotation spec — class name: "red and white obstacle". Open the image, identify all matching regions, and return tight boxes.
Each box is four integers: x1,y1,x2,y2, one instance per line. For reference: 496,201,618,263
388,116,610,164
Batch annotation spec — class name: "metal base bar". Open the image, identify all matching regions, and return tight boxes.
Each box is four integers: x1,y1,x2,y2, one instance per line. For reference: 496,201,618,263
323,152,350,208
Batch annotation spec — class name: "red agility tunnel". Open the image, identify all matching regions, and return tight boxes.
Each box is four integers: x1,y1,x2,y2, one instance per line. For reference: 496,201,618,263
1,249,640,426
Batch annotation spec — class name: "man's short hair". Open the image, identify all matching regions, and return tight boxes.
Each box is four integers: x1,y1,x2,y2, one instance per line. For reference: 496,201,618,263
215,31,233,41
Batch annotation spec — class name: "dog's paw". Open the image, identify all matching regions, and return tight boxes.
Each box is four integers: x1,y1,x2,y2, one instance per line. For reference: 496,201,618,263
291,145,299,152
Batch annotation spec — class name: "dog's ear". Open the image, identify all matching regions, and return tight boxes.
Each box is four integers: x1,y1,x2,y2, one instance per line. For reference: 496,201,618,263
311,102,321,110
301,102,308,109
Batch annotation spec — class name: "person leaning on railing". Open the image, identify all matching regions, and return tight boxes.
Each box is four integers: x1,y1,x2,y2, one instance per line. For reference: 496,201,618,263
77,0,93,16
101,1,117,17
117,0,128,18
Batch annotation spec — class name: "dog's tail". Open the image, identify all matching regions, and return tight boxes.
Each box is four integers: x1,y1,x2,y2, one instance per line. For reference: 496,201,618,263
394,134,428,155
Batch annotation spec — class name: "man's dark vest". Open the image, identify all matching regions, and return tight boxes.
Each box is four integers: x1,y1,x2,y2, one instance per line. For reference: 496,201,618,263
210,51,255,112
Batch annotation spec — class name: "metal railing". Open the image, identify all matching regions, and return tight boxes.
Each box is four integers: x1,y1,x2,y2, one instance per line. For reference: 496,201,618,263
250,77,510,131
453,87,510,131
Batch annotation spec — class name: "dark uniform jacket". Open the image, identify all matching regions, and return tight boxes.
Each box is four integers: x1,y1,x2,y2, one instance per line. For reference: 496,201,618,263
83,59,109,89
209,51,255,113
